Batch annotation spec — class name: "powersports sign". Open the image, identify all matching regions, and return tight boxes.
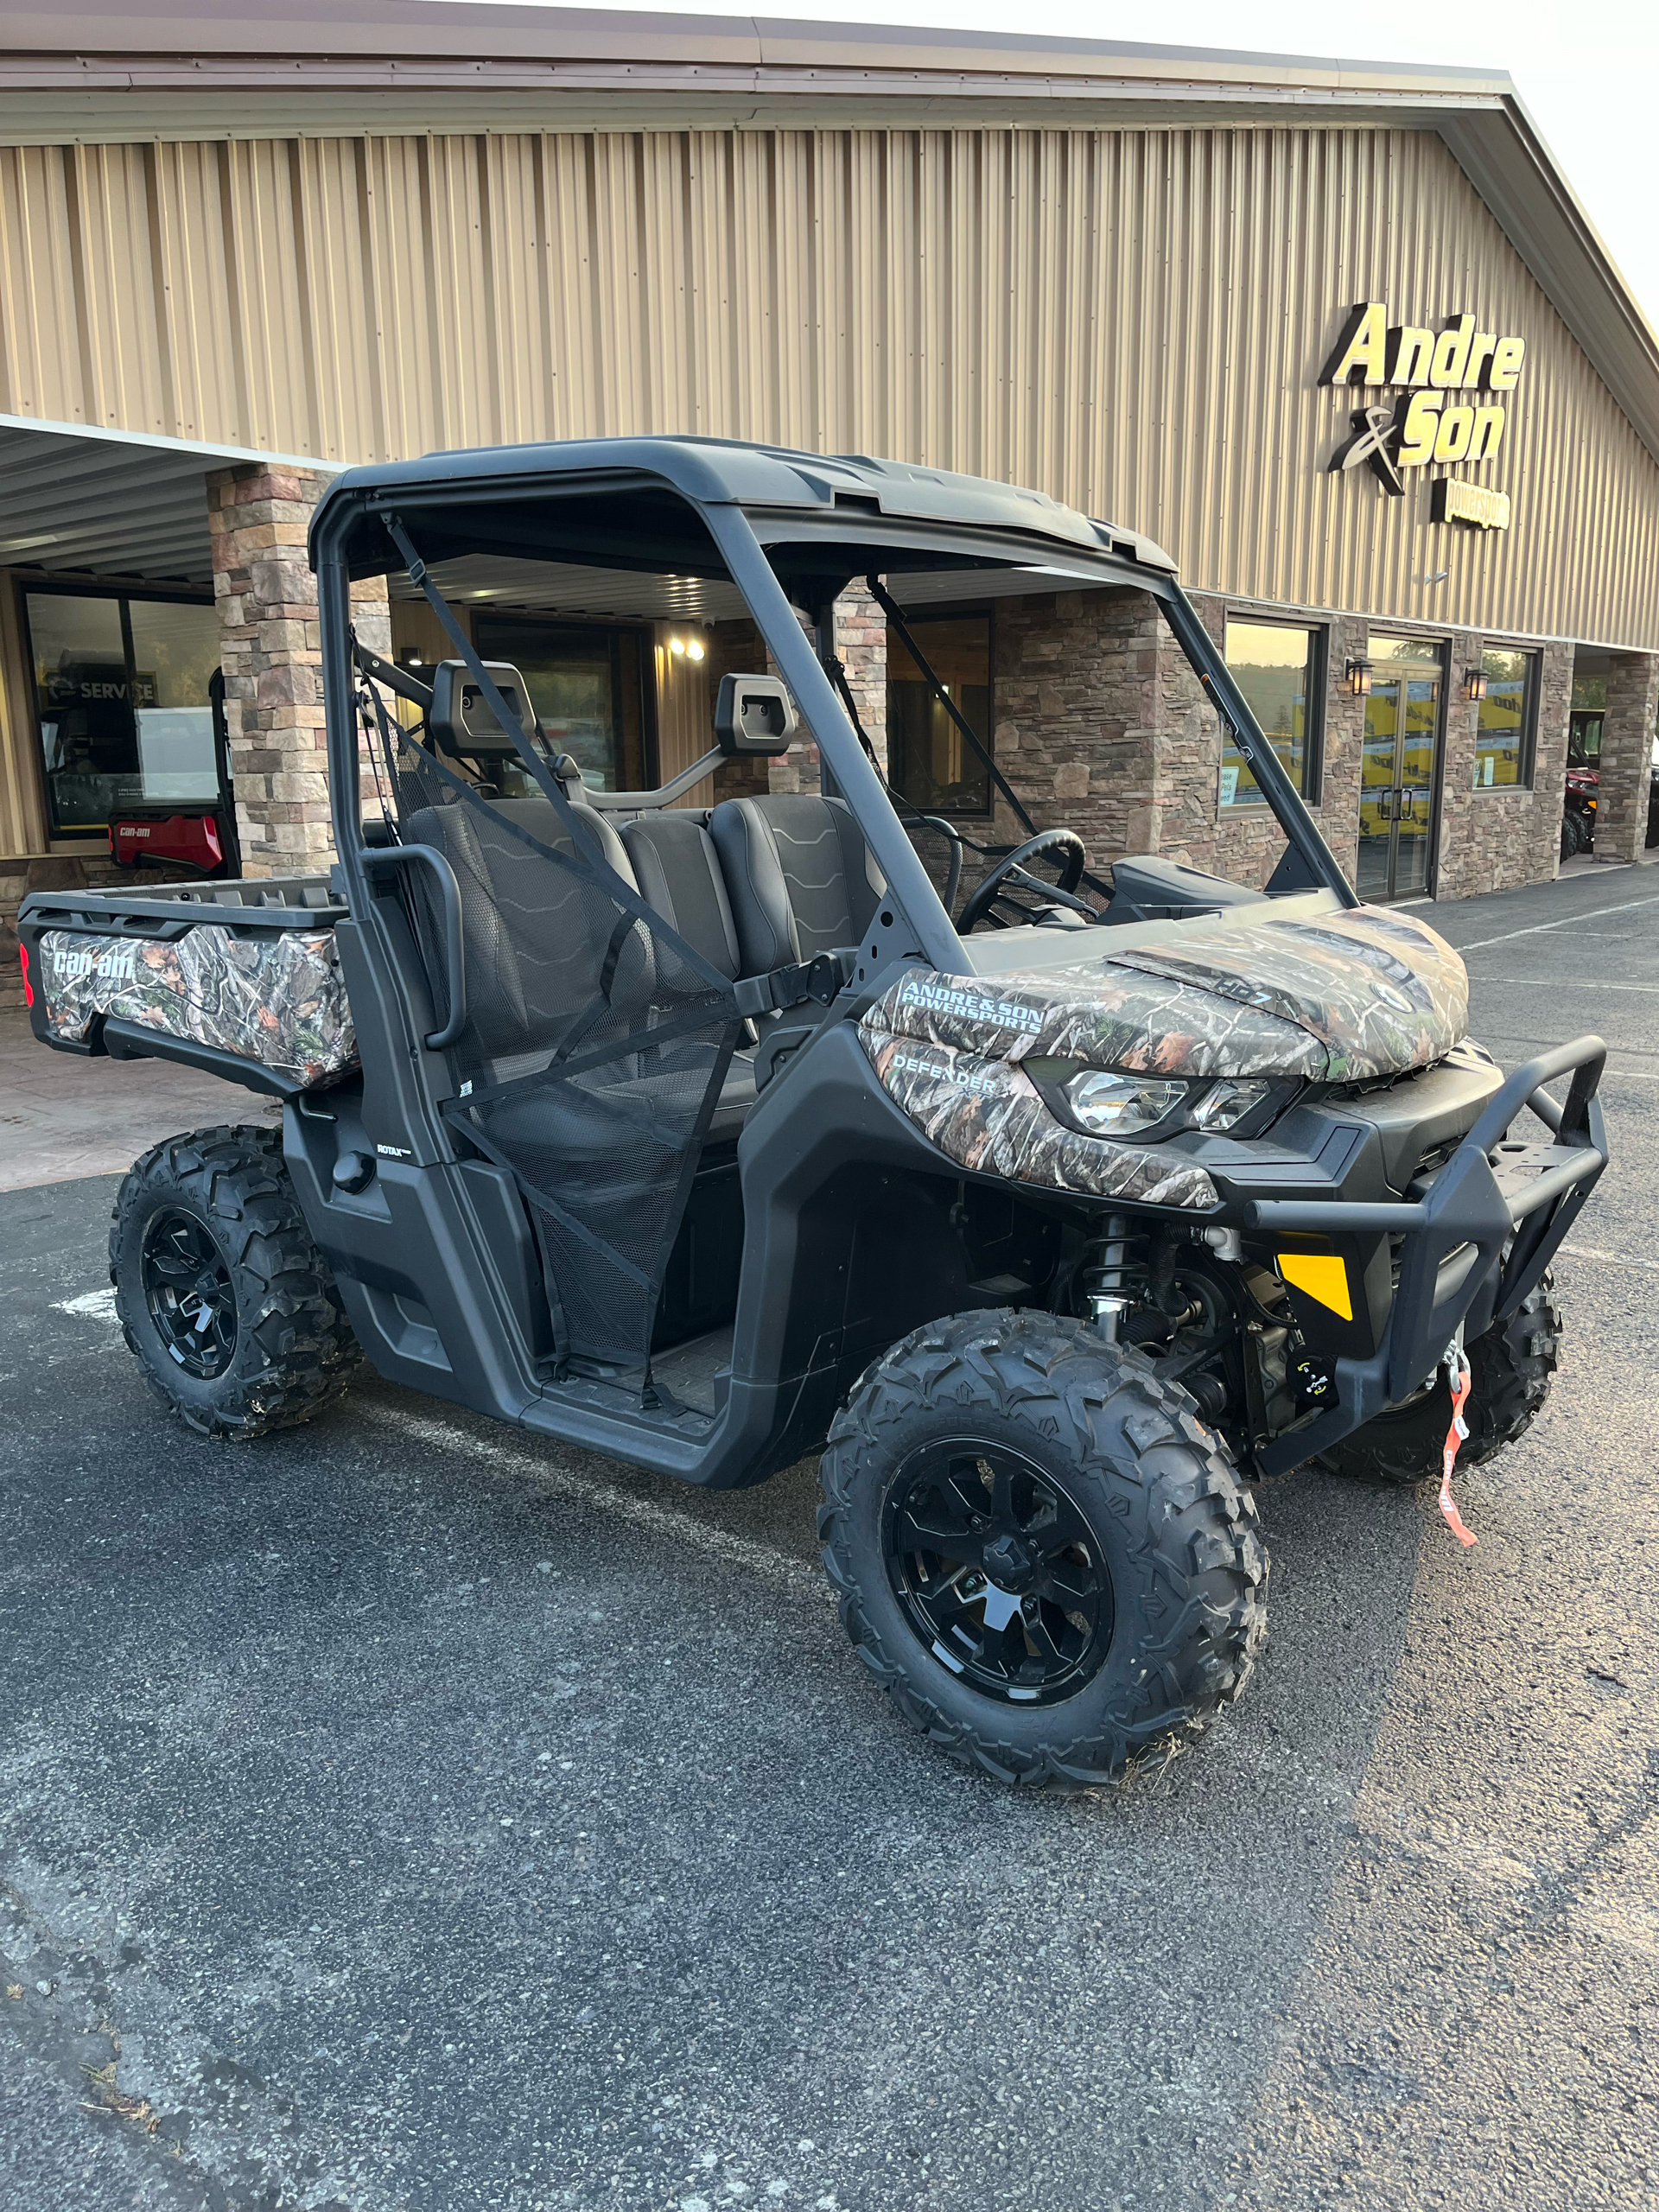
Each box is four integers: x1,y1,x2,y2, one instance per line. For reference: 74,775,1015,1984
1320,302,1523,528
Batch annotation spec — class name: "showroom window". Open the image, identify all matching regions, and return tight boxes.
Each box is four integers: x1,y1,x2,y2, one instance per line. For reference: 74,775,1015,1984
26,588,220,837
1473,646,1539,791
1220,619,1322,806
473,615,652,791
887,609,993,815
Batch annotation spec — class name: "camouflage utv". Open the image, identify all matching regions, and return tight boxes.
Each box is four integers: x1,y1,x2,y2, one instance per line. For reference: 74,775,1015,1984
18,440,1608,1785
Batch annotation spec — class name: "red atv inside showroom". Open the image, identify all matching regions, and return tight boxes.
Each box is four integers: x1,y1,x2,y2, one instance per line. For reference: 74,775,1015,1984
105,668,240,880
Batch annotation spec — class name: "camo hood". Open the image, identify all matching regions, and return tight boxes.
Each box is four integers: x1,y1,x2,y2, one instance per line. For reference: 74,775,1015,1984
858,904,1467,1211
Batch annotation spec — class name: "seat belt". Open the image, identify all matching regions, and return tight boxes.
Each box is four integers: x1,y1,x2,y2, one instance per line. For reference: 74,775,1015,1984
734,948,855,1020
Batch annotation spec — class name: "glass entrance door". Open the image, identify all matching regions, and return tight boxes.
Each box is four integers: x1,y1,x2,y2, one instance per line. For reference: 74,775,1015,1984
1356,639,1444,901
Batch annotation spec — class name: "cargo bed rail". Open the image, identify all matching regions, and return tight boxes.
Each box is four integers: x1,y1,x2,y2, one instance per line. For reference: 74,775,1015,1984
18,874,346,941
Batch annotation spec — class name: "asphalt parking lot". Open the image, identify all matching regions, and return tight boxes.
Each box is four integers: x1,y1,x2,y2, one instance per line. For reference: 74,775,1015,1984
3,865,1657,2212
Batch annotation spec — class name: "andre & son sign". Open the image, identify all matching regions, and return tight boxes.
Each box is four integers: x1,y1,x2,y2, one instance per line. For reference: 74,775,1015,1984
1321,302,1524,527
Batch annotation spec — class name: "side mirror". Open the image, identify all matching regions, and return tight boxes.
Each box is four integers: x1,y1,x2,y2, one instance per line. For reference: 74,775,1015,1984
429,660,538,757
715,673,797,757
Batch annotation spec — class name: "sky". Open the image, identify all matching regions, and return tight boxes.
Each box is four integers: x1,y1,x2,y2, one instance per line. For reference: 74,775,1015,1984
436,0,1659,331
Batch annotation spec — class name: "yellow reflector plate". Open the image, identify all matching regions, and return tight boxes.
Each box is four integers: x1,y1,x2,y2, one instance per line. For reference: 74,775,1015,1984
1276,1252,1353,1321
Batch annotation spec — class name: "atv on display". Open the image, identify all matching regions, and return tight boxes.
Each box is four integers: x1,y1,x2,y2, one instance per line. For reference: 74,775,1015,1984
105,668,242,880
18,440,1609,1786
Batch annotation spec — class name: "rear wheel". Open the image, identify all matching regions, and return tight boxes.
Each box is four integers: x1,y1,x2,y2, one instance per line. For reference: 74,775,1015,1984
111,1124,360,1440
817,1311,1268,1786
1320,1272,1560,1487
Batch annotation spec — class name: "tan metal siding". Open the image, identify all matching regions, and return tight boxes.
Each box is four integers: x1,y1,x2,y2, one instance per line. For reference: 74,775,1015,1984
0,124,1656,645
0,149,80,427
0,573,47,855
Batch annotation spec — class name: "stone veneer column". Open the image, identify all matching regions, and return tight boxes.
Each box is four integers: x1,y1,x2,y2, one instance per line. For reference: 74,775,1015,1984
834,582,887,774
1311,614,1370,887
207,465,390,878
1594,651,1659,866
992,588,1159,864
993,587,1234,877
764,607,823,798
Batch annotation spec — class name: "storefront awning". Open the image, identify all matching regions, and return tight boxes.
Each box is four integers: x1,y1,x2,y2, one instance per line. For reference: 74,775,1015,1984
0,419,224,584
0,418,334,588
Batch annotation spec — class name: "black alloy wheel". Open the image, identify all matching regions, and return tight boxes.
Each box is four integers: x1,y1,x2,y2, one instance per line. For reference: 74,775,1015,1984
140,1205,238,1378
112,1126,360,1439
883,1439,1113,1705
821,1312,1267,1785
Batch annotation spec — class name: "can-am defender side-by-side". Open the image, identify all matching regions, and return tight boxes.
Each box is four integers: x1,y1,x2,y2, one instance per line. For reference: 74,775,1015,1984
20,441,1608,1785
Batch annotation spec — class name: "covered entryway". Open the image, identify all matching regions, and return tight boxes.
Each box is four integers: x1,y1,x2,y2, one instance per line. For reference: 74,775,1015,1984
0,419,369,1017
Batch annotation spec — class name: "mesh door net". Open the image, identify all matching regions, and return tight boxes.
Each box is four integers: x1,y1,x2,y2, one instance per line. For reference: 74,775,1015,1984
359,556,742,1376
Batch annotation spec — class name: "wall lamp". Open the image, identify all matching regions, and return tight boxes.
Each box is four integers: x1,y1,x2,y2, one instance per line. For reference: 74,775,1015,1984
667,633,707,663
1345,658,1374,697
1463,667,1490,702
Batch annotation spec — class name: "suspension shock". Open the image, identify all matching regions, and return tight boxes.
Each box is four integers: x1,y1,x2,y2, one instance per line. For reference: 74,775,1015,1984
1083,1212,1136,1343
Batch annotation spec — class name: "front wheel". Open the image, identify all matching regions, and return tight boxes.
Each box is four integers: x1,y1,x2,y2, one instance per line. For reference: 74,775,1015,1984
1320,1273,1561,1487
111,1124,361,1440
817,1312,1268,1786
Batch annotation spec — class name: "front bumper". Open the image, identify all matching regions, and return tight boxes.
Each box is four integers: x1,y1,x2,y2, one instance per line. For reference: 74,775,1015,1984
1244,1035,1608,1476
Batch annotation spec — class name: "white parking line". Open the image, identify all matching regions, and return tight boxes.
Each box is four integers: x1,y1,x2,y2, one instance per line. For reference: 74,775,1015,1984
1477,977,1659,993
1453,894,1659,952
362,1402,827,1599
31,1299,827,1594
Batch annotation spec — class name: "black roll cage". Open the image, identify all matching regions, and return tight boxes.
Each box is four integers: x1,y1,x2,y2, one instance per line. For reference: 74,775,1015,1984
313,458,1357,973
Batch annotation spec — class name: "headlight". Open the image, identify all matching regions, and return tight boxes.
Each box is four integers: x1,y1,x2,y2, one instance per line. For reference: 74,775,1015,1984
1058,1070,1272,1140
1190,1078,1269,1131
1065,1071,1190,1135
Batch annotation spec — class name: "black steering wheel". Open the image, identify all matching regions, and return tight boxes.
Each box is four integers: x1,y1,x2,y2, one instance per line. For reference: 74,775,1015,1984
956,827,1092,933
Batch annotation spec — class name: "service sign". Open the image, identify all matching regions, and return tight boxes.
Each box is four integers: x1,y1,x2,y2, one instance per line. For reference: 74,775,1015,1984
1320,302,1522,526
42,660,160,709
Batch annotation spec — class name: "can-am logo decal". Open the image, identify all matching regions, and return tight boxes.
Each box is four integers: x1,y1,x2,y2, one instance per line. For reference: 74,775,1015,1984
54,940,139,986
1320,302,1522,520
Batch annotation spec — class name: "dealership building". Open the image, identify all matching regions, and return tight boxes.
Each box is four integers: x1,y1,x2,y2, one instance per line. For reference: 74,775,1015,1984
3,0,1658,1003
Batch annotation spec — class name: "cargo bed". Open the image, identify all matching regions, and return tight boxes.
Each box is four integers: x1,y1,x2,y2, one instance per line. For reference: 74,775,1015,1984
16,875,356,1098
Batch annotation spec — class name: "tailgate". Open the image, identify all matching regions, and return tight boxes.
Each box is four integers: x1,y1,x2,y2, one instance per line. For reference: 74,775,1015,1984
17,875,357,1096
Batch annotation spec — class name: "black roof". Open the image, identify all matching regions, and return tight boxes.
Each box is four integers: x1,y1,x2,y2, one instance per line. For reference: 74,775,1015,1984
313,434,1179,574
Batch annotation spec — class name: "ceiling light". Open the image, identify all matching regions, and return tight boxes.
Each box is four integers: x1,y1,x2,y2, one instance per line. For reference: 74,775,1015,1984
685,638,706,662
